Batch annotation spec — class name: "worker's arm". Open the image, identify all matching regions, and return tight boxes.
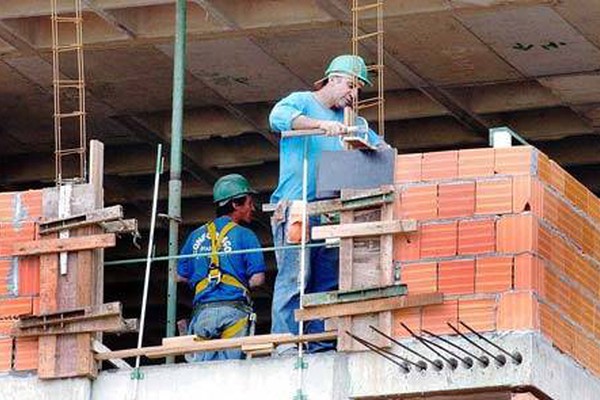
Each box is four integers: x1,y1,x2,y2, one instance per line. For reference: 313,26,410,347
248,272,265,288
177,232,196,284
292,115,347,136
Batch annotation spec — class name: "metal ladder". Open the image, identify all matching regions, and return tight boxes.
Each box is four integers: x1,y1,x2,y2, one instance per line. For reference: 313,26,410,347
351,0,385,138
51,0,87,185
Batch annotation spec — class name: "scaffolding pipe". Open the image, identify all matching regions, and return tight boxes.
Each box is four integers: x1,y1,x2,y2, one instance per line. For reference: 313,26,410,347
166,0,187,364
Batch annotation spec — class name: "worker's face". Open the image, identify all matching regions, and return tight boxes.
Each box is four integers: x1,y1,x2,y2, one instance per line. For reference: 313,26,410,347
233,195,255,224
328,75,363,109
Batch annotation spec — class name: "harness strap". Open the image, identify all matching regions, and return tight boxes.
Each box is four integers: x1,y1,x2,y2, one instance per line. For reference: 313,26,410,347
195,220,249,299
221,315,249,339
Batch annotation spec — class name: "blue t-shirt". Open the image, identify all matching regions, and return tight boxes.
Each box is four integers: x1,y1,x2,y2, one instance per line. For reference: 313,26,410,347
177,216,266,305
269,91,383,202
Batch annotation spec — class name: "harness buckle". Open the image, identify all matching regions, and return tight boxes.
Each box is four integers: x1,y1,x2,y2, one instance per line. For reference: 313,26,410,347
207,268,222,285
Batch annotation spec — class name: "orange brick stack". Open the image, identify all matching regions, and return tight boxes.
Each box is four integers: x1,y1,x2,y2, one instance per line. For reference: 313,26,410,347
392,147,600,377
0,190,42,372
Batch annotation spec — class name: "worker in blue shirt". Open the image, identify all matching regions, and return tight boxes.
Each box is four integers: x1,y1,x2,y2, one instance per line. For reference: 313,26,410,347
269,55,386,354
178,174,266,361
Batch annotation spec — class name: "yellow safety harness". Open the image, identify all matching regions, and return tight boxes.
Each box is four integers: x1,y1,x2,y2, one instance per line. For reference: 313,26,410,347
194,220,249,301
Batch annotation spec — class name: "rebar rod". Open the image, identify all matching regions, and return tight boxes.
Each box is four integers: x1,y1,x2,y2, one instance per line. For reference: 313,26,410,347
422,329,487,366
459,321,522,364
369,325,442,370
400,322,457,368
346,331,414,372
447,322,504,365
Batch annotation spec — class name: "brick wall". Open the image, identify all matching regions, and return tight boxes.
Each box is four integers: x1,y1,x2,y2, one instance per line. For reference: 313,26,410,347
0,190,42,372
393,146,600,377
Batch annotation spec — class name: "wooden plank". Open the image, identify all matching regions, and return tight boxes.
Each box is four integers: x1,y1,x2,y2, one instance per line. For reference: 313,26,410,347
302,284,407,307
17,302,123,329
14,315,137,337
13,233,116,256
91,340,133,371
162,333,292,348
312,219,417,240
38,251,59,378
295,293,443,321
337,209,354,351
39,205,123,234
96,332,337,361
101,219,138,234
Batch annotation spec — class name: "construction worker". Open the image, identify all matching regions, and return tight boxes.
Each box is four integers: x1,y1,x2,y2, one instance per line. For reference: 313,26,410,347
177,173,266,362
268,55,388,354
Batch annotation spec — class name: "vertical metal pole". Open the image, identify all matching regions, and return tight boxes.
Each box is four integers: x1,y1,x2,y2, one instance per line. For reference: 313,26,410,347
166,0,187,364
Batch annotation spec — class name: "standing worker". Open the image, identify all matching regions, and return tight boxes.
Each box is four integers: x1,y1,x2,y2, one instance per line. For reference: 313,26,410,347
178,174,266,361
269,54,388,354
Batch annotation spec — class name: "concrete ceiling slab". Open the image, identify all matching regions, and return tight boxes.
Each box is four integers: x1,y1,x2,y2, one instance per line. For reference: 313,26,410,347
554,0,600,48
539,73,600,105
257,26,410,91
384,13,521,86
160,37,307,103
457,5,600,77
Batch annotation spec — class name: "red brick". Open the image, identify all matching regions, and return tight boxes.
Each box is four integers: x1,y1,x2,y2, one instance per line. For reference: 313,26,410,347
438,258,475,295
13,337,37,371
0,193,12,221
587,191,600,226
392,307,422,338
395,153,422,183
422,150,458,181
420,221,458,258
512,176,544,215
571,291,594,332
0,222,36,257
496,214,537,253
542,187,559,226
0,297,32,318
552,310,575,355
565,175,588,213
394,231,421,262
458,298,496,332
497,291,539,331
458,148,494,178
397,185,437,220
400,262,437,294
542,269,570,314
475,178,513,215
548,161,567,194
438,182,475,218
20,191,43,221
422,300,458,335
0,338,12,372
574,332,600,379
0,319,15,336
514,253,542,292
18,256,39,296
494,146,534,175
458,218,495,255
475,256,513,293
557,205,583,247
0,259,14,296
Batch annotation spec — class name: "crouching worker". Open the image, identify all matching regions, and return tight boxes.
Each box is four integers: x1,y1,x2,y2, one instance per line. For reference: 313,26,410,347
178,174,266,362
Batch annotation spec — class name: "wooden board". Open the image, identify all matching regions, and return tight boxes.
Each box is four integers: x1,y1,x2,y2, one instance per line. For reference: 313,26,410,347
312,219,416,240
95,332,338,361
295,293,442,321
337,191,397,351
13,233,116,256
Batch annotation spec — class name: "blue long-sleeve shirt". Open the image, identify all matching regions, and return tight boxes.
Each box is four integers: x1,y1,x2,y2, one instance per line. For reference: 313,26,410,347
177,216,266,305
269,91,382,202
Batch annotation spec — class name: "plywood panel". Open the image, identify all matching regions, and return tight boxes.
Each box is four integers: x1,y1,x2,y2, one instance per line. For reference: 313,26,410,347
385,13,520,85
458,5,600,76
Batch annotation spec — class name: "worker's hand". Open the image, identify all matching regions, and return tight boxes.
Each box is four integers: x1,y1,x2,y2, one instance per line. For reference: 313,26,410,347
318,120,347,136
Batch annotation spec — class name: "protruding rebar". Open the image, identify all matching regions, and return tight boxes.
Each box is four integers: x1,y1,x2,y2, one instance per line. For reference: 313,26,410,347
459,321,523,364
422,329,487,367
420,329,474,368
447,322,505,366
400,322,457,369
346,331,412,372
369,325,442,370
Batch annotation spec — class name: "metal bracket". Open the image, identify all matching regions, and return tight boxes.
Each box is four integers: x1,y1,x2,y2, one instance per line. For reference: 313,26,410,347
294,357,308,370
130,368,144,380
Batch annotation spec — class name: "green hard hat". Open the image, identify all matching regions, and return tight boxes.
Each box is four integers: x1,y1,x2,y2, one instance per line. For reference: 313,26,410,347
213,174,257,205
323,54,372,86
